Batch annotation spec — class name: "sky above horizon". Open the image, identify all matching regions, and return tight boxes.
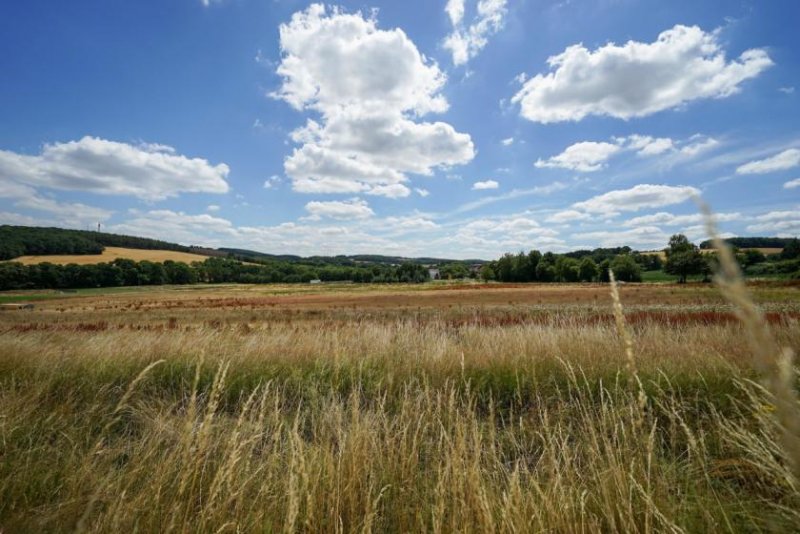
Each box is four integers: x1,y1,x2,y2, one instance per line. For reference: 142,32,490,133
1,0,798,259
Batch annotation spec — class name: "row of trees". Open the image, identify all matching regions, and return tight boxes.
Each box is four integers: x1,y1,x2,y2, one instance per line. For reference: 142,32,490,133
479,250,644,283
664,235,800,282
0,257,432,291
3,230,797,290
699,237,796,250
482,235,800,285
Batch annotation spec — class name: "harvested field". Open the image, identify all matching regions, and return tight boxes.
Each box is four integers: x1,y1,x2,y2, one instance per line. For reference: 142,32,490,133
7,246,211,265
642,247,784,260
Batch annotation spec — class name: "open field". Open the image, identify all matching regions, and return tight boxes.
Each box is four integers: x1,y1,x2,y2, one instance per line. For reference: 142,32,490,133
1,281,800,532
642,247,784,260
7,246,211,265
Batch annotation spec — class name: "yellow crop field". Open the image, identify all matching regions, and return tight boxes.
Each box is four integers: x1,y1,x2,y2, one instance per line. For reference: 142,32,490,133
9,246,211,265
643,247,783,260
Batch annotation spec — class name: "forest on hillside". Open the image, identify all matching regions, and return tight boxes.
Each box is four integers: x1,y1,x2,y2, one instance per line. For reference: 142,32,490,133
0,225,194,261
0,257,434,290
699,237,793,249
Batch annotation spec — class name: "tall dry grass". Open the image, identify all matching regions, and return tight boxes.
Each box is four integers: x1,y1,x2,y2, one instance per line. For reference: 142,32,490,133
701,204,800,485
1,303,798,532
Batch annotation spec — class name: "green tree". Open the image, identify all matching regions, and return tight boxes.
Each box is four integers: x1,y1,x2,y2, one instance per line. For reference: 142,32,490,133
479,264,495,281
598,259,611,283
610,254,642,282
495,253,514,282
440,262,469,280
664,234,706,283
741,249,766,267
781,238,800,260
535,257,556,282
554,256,580,282
526,250,542,281
578,257,599,282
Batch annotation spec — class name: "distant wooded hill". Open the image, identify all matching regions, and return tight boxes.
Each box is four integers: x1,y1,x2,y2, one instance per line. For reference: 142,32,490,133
3,224,792,268
218,248,485,267
0,226,481,266
0,225,197,261
699,237,792,249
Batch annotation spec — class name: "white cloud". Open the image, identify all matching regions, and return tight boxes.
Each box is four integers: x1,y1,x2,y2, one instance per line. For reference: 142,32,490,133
136,142,176,154
0,136,230,201
445,0,466,25
461,216,554,236
384,215,438,231
623,135,674,156
535,141,621,172
572,184,700,214
450,214,564,254
415,187,430,197
736,148,800,174
572,226,670,248
304,197,375,220
14,195,112,223
748,210,797,223
263,174,282,189
0,211,48,227
679,224,735,243
746,210,800,236
0,180,36,199
679,135,719,156
512,25,773,123
545,209,593,224
784,178,800,189
365,183,411,198
103,208,556,259
107,209,401,256
501,137,514,146
623,211,741,227
273,5,474,198
207,204,220,212
779,86,795,94
450,181,567,215
443,0,508,66
535,134,716,174
472,179,499,190
0,166,113,228
109,210,237,246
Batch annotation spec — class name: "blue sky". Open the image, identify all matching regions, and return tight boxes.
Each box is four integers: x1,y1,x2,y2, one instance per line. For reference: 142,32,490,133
0,0,798,258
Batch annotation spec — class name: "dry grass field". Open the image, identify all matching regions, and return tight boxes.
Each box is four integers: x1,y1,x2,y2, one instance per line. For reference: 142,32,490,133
9,246,211,265
1,280,799,532
642,247,784,260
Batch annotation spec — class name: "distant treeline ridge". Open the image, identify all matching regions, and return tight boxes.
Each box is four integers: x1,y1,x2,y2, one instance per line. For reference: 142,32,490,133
0,257,433,290
0,225,194,261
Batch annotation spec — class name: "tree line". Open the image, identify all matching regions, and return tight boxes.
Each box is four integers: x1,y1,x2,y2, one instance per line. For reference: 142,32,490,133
478,247,658,283
2,226,798,290
665,234,800,282
0,257,432,291
699,237,794,250
480,235,800,284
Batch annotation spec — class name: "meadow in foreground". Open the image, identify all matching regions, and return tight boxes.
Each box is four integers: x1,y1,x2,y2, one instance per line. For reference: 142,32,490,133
1,282,799,532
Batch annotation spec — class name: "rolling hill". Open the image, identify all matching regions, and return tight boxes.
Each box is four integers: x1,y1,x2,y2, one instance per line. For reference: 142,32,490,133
10,247,212,266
